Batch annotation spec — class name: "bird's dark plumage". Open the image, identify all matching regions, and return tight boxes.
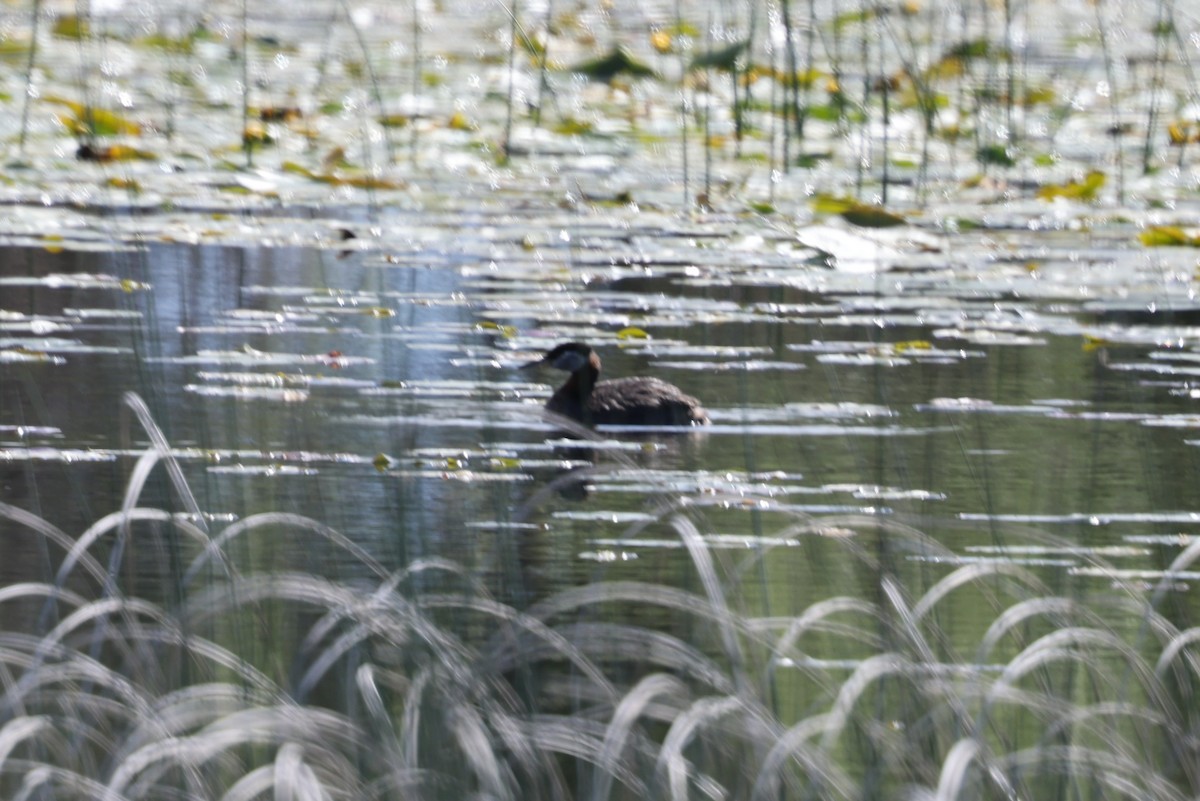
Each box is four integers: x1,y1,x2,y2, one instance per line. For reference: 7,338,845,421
524,342,709,427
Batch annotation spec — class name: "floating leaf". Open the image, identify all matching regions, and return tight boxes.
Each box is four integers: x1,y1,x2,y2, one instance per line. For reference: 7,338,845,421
1036,170,1105,201
242,122,273,147
77,143,156,162
976,144,1016,167
832,8,878,30
45,96,141,137
812,194,853,215
281,161,315,178
281,161,401,190
553,117,593,136
490,457,522,470
52,15,89,38
476,321,517,338
136,32,198,53
927,39,1010,80
1138,226,1200,247
447,111,475,131
1168,121,1200,146
0,39,31,60
515,31,545,59
840,204,907,228
338,174,403,190
1023,85,1056,106
689,40,749,72
570,47,658,84
259,106,302,123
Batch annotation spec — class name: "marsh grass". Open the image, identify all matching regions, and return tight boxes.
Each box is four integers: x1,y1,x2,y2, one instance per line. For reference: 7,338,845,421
8,0,1197,212
0,392,1197,799
5,0,1200,798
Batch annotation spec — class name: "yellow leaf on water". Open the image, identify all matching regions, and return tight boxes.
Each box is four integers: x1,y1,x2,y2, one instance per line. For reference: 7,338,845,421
1037,170,1105,201
1139,225,1200,247
447,111,475,131
811,194,852,215
45,95,141,136
52,15,89,38
281,161,315,178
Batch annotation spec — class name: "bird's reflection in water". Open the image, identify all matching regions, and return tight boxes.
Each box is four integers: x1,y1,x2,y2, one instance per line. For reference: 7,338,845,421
518,410,709,509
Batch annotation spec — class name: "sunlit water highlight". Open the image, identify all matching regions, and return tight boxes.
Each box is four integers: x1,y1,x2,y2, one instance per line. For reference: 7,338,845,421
2,0,1200,797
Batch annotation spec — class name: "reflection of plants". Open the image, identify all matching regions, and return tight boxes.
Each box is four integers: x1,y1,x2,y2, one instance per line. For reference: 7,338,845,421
4,392,1200,798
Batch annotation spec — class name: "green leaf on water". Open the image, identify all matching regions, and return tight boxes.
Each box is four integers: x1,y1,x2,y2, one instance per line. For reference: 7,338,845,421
570,47,658,84
841,205,907,228
815,195,907,227
977,144,1016,167
832,8,877,30
689,40,750,72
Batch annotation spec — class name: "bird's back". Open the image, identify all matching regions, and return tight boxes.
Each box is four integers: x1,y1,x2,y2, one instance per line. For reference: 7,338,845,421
587,376,709,426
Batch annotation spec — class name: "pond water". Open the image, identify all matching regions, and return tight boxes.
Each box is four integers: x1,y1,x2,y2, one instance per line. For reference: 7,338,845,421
4,210,1199,593
2,0,1200,797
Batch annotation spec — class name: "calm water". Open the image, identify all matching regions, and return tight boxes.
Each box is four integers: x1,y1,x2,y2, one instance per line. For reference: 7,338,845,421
2,218,1197,608
2,0,1200,795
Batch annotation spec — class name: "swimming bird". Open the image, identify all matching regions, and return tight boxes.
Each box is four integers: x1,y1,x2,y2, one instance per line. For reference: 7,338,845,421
524,342,709,427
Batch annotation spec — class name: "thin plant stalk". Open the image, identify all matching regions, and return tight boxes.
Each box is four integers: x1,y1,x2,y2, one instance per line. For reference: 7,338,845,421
678,0,691,208
73,0,97,150
502,0,519,162
879,24,890,205
239,0,254,167
17,0,44,155
1092,0,1125,202
1142,0,1170,175
336,0,397,165
410,0,421,162
532,0,553,128
778,0,797,169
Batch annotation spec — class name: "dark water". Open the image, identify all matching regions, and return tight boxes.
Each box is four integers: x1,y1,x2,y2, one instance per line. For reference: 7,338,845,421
2,219,1196,612
5,206,1200,801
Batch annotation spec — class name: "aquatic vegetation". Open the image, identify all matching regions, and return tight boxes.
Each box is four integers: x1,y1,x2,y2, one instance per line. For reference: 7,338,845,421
0,393,1198,799
2,0,1200,798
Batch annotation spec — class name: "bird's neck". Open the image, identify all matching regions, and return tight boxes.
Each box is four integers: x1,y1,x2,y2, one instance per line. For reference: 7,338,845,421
565,361,599,398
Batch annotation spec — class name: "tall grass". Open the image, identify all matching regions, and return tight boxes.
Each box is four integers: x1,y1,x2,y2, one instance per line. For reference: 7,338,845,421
0,392,1198,799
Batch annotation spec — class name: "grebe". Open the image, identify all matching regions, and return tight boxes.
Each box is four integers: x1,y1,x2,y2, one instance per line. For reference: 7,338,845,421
524,342,709,427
